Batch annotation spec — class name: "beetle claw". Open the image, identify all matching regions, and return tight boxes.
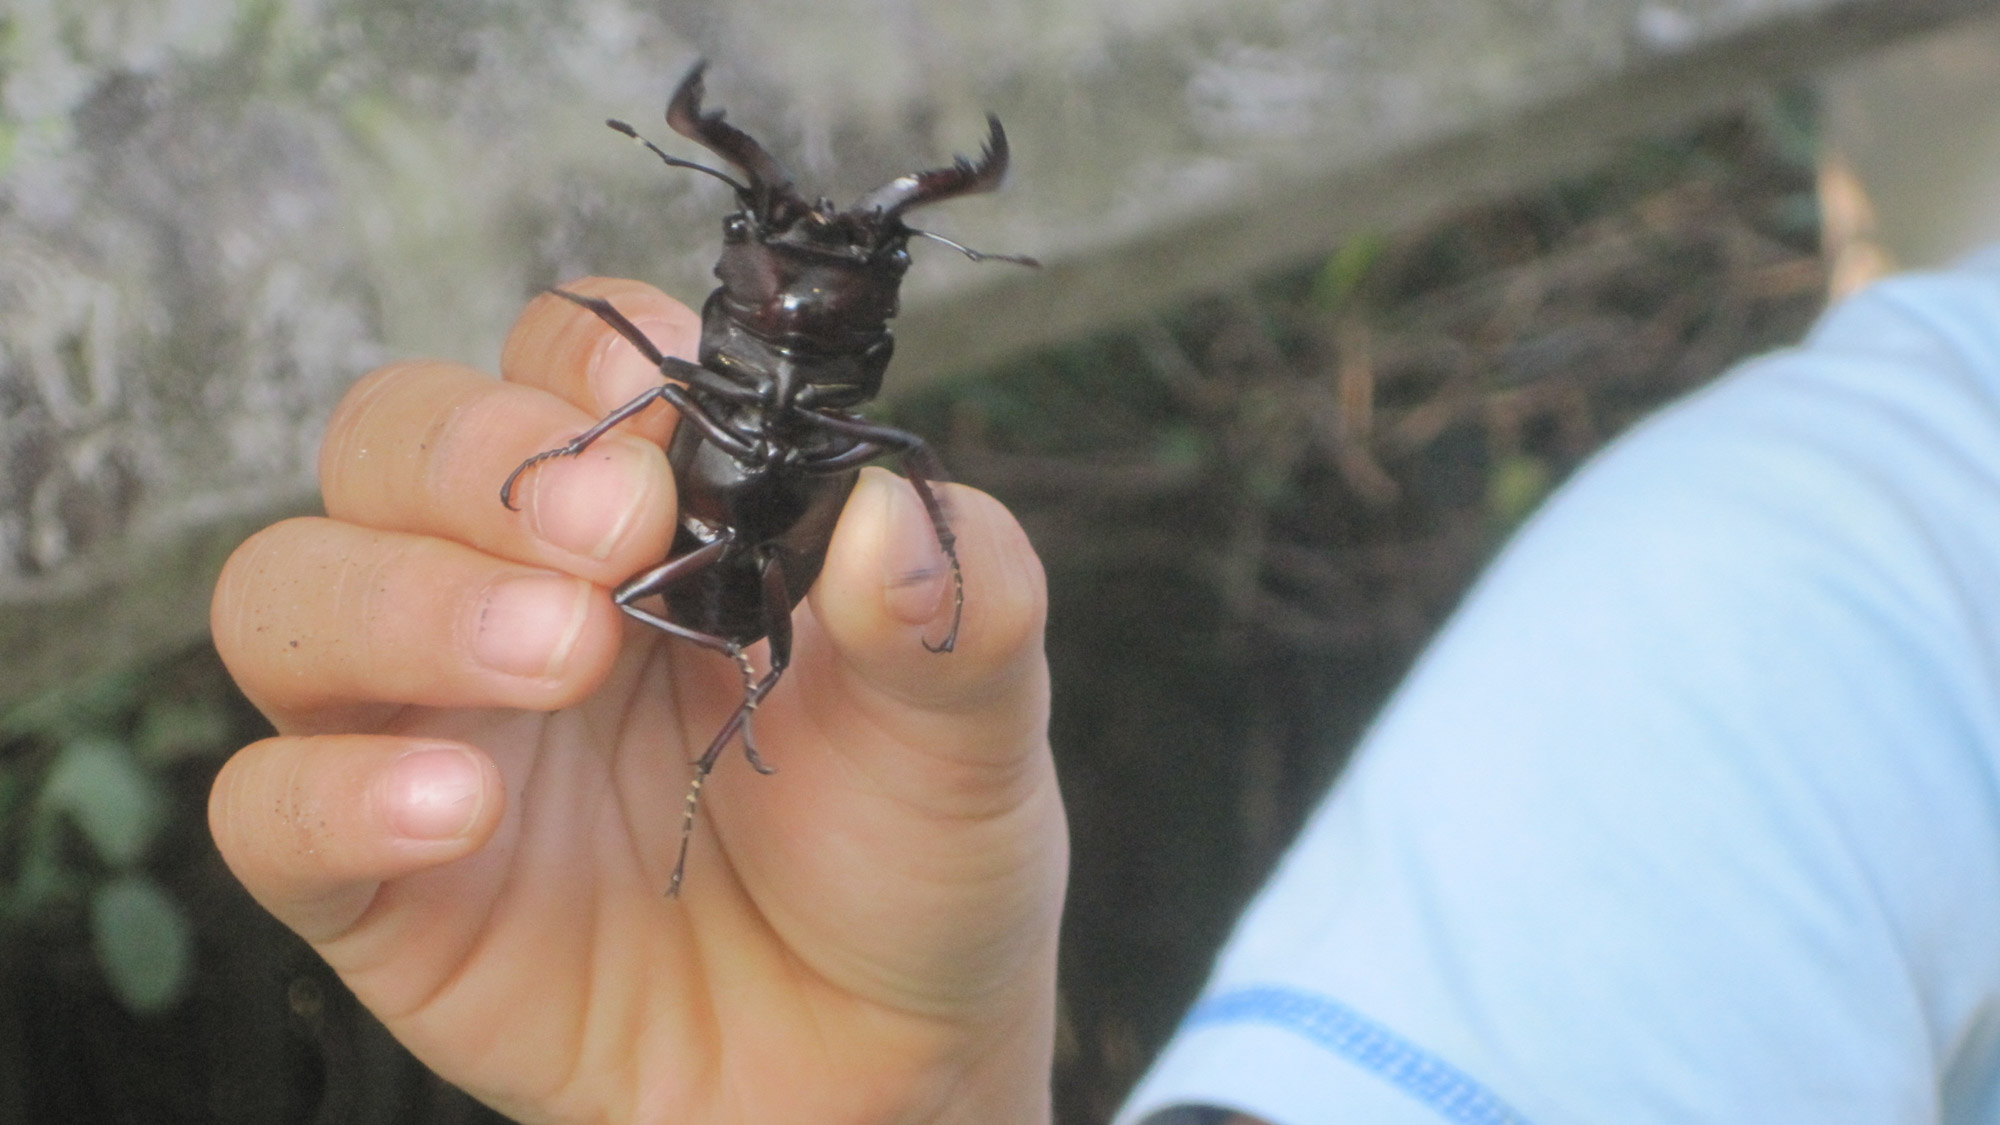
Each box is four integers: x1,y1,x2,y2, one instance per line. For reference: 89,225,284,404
921,554,966,654
499,448,569,510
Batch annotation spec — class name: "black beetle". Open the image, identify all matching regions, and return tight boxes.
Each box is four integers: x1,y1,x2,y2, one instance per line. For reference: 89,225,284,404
502,61,1035,894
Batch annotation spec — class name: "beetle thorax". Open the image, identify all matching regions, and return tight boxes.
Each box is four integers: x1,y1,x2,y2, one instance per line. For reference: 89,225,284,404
712,209,911,351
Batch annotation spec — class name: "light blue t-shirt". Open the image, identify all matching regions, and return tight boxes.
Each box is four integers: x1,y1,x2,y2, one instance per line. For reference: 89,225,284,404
1118,253,2000,1125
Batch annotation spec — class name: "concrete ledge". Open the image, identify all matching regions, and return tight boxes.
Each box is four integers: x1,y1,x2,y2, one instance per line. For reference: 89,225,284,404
2,0,1995,704
904,0,2000,376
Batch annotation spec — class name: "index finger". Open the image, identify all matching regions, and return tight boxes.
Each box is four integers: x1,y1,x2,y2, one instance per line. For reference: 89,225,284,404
498,276,702,446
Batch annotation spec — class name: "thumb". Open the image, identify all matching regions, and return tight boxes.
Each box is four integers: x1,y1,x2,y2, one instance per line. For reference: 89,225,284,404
761,467,1060,1013
811,466,1048,723
208,735,505,944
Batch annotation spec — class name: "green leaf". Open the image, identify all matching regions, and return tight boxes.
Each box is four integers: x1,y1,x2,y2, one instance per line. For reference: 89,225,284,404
1153,425,1208,472
1310,233,1387,312
91,873,194,1015
40,738,166,868
0,668,139,742
0,764,21,826
8,805,75,917
135,697,233,764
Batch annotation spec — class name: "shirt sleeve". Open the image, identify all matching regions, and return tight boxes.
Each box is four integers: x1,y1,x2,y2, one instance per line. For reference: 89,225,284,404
1116,250,2000,1125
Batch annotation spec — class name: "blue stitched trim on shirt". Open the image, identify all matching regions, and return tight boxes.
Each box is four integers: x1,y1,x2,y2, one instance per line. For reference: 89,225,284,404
1184,986,1535,1125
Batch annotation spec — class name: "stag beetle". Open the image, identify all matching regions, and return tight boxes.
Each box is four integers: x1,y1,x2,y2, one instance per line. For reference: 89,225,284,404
502,61,1035,895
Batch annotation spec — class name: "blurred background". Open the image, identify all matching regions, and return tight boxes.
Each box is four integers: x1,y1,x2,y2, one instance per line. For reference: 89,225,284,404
3,0,1999,1120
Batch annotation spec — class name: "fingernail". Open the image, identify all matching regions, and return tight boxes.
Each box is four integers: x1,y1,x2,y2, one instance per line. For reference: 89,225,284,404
386,746,485,841
530,436,655,560
472,573,590,679
875,474,952,626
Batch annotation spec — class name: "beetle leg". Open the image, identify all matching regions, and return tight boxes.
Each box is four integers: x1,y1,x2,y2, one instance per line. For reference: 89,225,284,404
611,539,735,645
800,437,888,473
725,647,764,770
500,381,685,509
670,690,747,899
608,536,736,896
801,418,964,642
540,291,761,460
900,448,965,654
501,378,751,512
688,549,794,775
549,288,704,381
803,415,965,653
657,556,793,897
611,534,802,895
547,288,755,454
735,549,794,776
656,383,758,460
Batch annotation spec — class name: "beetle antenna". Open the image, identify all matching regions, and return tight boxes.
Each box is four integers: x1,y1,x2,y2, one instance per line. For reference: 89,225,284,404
607,119,751,196
909,228,1041,267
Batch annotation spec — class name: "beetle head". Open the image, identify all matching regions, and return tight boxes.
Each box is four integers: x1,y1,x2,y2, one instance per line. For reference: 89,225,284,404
663,60,1013,262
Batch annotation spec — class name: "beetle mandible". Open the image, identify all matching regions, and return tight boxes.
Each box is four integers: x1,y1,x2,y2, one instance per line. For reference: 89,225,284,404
502,61,1036,895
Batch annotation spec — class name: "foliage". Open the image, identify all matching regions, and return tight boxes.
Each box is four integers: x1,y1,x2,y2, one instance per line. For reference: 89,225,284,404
2,670,198,1013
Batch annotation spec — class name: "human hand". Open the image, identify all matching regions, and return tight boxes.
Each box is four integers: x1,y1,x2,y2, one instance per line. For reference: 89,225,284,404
208,277,1065,1124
